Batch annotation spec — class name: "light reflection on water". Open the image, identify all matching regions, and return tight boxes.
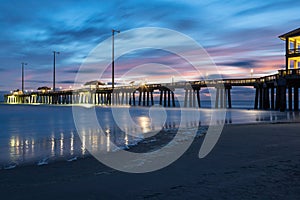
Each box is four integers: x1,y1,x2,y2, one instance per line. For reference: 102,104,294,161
0,104,300,167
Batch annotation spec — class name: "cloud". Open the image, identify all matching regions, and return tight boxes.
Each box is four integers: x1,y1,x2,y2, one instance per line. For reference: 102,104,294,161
235,0,300,17
57,80,76,84
26,80,52,84
63,68,98,74
217,60,257,68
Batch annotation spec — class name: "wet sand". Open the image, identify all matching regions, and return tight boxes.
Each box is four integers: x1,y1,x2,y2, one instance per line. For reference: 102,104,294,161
1,123,300,200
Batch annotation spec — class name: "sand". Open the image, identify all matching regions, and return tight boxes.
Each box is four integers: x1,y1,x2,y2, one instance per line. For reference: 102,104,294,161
0,122,300,200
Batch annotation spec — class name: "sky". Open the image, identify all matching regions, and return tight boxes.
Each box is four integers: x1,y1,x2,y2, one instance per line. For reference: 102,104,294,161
0,0,299,93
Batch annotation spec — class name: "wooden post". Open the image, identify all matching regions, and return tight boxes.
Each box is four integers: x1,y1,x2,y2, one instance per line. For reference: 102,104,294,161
271,87,275,110
294,87,299,111
147,91,149,106
138,91,142,106
263,87,270,109
189,89,192,107
160,90,163,106
215,88,219,108
280,86,287,112
171,91,175,107
184,89,188,107
196,89,201,108
168,90,171,107
259,87,263,109
151,92,154,106
192,90,196,108
275,87,280,110
164,90,167,107
288,86,293,110
220,89,224,108
227,88,232,109
133,92,136,106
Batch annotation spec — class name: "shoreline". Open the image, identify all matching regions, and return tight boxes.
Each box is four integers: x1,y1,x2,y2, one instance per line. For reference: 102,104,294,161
1,120,300,170
1,122,300,199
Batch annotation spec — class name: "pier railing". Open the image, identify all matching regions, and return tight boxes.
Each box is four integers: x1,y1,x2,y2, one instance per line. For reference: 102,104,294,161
278,69,300,76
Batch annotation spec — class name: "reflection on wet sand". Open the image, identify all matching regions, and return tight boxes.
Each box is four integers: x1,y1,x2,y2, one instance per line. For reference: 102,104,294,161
2,109,300,167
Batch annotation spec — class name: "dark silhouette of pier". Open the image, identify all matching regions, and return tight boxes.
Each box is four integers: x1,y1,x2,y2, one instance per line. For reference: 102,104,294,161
4,68,300,111
4,28,300,111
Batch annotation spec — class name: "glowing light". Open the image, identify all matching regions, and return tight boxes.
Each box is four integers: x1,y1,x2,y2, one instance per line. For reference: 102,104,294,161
81,131,86,155
70,131,74,155
51,135,55,156
106,131,110,152
137,116,151,133
60,133,64,156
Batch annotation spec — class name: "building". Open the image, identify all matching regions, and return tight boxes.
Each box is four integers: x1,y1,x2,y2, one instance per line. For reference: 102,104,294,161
279,28,300,70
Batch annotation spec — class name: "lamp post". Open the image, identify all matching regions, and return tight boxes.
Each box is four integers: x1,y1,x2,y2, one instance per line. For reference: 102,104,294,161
53,51,60,91
112,29,120,90
21,62,27,93
250,68,254,78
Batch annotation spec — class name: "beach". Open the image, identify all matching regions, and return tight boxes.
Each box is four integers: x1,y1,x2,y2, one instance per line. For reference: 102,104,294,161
0,122,300,200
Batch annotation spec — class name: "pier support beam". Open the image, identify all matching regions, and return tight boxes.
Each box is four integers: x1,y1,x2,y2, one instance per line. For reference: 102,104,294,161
138,91,142,106
196,89,201,108
259,87,263,109
215,88,219,108
172,91,175,107
263,87,270,110
227,88,232,109
184,89,188,107
271,87,275,110
288,86,293,111
254,87,259,109
294,87,299,111
280,86,287,112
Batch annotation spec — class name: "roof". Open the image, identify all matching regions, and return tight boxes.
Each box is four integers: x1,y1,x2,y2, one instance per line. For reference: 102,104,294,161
37,86,51,90
279,27,300,40
84,80,105,86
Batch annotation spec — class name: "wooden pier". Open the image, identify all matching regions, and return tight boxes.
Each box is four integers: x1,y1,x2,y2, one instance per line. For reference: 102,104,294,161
4,68,300,111
4,28,300,111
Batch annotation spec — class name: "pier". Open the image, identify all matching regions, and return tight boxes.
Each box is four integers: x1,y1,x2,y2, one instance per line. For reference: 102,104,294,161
4,28,300,111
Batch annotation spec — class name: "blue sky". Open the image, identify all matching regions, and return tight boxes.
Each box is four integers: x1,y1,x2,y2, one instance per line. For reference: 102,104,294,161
0,0,299,91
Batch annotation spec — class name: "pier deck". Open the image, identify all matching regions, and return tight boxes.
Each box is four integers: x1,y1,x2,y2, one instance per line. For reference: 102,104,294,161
4,69,300,111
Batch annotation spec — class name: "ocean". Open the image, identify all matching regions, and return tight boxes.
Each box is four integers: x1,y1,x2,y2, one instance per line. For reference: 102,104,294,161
0,103,299,168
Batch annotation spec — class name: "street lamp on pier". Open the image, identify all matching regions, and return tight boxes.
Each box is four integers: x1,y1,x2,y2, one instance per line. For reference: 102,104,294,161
53,51,60,91
112,29,120,90
21,62,27,93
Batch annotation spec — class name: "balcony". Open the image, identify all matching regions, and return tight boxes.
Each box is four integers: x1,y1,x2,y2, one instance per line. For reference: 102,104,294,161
288,48,300,57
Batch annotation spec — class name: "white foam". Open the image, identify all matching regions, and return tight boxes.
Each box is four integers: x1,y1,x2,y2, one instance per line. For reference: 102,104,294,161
37,158,49,166
67,156,78,162
4,163,17,170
